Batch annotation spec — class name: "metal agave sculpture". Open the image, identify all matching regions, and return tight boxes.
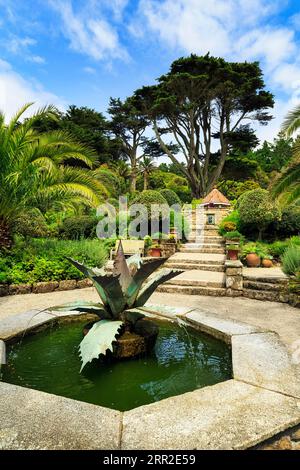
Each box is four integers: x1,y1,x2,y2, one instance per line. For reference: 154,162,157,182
53,242,182,371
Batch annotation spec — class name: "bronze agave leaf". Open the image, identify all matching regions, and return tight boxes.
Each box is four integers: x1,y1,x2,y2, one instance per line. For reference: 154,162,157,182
113,240,132,293
66,257,109,307
126,257,167,307
91,274,127,318
50,301,111,319
134,268,183,308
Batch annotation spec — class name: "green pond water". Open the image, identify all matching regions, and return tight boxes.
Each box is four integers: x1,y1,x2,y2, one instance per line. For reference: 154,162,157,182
2,319,232,411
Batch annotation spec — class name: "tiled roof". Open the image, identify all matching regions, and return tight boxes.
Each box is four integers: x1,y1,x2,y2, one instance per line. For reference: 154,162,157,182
202,188,231,206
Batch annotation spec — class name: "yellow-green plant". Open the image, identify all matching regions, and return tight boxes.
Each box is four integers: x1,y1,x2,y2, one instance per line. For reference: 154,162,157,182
0,103,107,249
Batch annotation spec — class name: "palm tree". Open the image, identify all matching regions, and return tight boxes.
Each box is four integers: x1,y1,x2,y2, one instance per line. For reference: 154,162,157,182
0,103,108,249
272,106,300,205
139,156,156,190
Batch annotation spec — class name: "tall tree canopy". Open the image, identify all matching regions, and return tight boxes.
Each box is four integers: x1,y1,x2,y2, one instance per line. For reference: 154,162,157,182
108,97,150,192
134,54,274,197
33,105,120,165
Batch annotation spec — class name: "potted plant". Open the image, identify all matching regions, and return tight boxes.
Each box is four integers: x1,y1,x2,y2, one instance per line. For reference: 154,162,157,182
144,235,152,255
227,244,240,261
224,231,243,243
242,244,261,267
148,243,162,257
168,234,176,244
261,254,274,268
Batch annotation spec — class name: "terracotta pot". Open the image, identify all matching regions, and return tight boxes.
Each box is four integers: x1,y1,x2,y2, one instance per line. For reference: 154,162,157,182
148,247,161,257
262,258,273,268
227,249,239,261
246,253,260,267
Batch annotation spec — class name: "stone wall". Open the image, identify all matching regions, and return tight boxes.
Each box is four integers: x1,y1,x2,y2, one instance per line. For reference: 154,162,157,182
225,260,243,297
0,278,93,297
203,206,231,225
160,241,177,258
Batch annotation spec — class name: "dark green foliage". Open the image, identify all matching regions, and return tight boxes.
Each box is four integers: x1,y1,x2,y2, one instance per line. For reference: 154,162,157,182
220,157,261,181
32,105,121,165
269,206,300,239
134,53,273,197
238,189,281,239
59,215,99,240
217,180,261,200
160,189,181,206
13,208,50,238
249,135,293,173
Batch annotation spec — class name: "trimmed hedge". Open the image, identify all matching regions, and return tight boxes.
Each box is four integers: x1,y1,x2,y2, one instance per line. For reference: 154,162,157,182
160,189,181,207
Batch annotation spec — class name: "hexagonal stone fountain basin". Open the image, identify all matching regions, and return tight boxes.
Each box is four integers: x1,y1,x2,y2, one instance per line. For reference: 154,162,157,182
1,318,231,411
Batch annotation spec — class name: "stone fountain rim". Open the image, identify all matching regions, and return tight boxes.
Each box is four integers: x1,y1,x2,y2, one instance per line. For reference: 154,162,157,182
0,304,300,450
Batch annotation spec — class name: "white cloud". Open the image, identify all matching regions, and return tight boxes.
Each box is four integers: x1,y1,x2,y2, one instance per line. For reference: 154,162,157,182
132,0,300,143
0,60,65,121
48,0,128,61
83,66,96,74
3,35,46,65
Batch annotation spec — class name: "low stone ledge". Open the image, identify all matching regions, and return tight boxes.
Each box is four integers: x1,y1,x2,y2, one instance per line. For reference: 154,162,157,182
121,380,300,450
0,309,100,342
184,309,262,344
9,284,32,295
243,288,281,302
0,278,95,297
32,281,59,294
0,285,9,296
57,279,78,291
0,382,121,450
232,333,300,399
77,278,93,289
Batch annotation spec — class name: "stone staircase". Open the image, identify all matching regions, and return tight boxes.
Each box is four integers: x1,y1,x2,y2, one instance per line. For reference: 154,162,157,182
242,270,289,303
158,210,227,296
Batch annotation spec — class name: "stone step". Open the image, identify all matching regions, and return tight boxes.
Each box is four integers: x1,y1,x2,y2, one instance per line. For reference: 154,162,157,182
180,247,225,254
156,284,227,296
243,275,288,285
242,288,286,303
165,271,225,288
164,262,225,272
183,242,224,249
168,253,226,265
243,280,285,292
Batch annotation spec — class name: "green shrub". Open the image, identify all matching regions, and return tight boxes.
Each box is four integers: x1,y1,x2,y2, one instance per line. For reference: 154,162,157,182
166,175,192,203
218,211,240,235
267,240,289,259
238,189,281,239
223,231,243,240
0,238,110,285
282,245,300,276
217,180,260,200
160,189,181,207
59,215,99,240
130,190,169,219
13,208,50,238
273,206,300,238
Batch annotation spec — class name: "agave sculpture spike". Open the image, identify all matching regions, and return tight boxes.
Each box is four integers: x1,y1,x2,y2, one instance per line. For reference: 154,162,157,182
51,241,183,370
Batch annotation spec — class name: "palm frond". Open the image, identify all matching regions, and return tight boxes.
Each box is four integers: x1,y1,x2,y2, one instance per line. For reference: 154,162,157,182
282,104,300,137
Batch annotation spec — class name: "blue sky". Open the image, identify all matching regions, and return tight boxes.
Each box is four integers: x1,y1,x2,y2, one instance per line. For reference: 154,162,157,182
1,0,300,143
